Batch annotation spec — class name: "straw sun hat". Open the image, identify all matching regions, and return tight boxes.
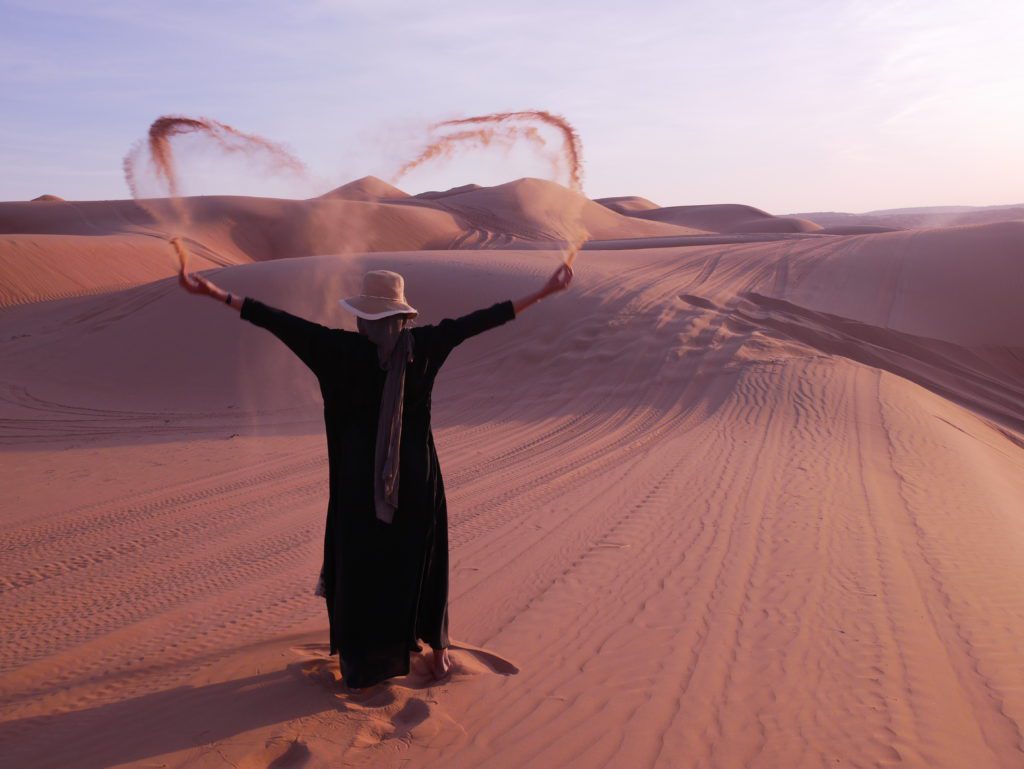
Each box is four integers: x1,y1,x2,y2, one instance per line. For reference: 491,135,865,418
338,270,418,320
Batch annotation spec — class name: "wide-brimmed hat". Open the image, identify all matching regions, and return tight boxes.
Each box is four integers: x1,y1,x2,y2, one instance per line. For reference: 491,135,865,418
338,270,418,320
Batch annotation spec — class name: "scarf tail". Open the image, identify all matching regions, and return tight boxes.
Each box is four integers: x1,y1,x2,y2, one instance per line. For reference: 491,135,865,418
373,329,413,524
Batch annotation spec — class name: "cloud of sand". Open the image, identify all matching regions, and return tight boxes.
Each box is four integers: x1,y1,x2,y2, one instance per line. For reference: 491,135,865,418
124,116,307,201
393,110,586,264
123,115,310,270
125,111,588,267
118,110,587,437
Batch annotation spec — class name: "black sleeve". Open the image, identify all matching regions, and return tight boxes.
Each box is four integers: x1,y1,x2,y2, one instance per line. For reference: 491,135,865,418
240,297,334,375
429,300,516,359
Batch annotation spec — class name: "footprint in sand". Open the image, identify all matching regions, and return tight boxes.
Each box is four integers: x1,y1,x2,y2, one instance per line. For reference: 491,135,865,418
291,647,340,688
347,696,435,748
350,695,472,749
237,737,311,769
388,698,431,738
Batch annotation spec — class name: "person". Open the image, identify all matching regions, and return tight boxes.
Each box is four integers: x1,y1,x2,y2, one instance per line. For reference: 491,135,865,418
178,262,573,688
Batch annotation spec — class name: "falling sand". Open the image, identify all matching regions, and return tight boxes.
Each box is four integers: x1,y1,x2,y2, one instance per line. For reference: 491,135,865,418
123,115,307,202
168,236,190,274
395,126,554,185
395,111,586,264
123,115,308,272
121,111,586,270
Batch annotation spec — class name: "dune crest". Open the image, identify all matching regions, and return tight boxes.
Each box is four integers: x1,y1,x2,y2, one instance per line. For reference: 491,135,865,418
319,176,409,201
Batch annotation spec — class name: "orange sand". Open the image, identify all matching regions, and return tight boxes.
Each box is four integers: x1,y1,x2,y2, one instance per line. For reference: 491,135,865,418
2,182,1024,769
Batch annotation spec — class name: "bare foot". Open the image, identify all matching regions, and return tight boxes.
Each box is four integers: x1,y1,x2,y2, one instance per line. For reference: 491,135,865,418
431,648,451,680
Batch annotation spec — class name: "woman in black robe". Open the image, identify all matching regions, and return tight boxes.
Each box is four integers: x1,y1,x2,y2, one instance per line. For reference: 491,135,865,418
179,263,573,688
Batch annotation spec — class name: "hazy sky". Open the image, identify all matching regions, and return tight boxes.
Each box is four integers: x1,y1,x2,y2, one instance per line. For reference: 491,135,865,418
3,0,1023,212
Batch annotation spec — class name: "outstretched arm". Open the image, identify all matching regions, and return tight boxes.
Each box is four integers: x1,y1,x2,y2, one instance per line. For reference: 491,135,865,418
513,263,573,315
428,262,575,366
179,271,242,310
178,270,332,375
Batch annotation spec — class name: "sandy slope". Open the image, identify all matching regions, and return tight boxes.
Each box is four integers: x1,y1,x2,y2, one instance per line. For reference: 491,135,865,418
2,213,1024,768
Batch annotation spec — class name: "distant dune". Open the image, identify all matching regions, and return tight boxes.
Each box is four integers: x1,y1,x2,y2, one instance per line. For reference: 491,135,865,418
597,200,822,234
318,175,410,201
421,178,703,246
593,195,661,214
9,183,1024,307
794,203,1024,229
816,224,900,235
415,183,485,200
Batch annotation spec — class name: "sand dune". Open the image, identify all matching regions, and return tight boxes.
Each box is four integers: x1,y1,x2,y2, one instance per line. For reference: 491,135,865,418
4,223,1019,425
0,194,467,306
0,197,252,305
22,183,1021,311
817,223,901,235
0,195,467,306
0,233,231,306
2,189,1024,769
415,183,485,200
411,178,704,246
0,179,702,306
795,203,1024,230
606,201,823,234
758,221,1024,347
593,194,661,214
318,175,410,201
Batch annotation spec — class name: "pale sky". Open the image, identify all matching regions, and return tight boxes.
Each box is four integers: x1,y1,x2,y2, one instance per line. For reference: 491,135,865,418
2,0,1023,213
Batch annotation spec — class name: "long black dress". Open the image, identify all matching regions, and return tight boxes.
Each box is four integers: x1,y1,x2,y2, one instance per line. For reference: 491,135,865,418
240,296,516,688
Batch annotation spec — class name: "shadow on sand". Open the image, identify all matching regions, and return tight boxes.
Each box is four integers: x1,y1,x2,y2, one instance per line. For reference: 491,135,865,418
2,661,337,769
3,640,519,768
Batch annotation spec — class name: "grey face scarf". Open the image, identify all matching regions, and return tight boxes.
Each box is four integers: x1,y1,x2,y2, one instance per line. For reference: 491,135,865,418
357,315,415,524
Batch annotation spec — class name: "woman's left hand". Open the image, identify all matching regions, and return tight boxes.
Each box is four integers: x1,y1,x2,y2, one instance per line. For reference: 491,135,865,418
179,270,228,302
511,262,575,315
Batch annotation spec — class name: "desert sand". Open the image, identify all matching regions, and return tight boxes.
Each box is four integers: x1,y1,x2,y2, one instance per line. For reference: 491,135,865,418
2,179,1024,769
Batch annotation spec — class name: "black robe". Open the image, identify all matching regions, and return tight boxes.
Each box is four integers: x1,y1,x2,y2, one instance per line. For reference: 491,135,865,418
240,297,516,688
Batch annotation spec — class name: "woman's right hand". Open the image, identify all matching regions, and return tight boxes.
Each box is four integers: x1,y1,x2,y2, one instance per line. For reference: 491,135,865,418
513,262,574,316
540,263,573,298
